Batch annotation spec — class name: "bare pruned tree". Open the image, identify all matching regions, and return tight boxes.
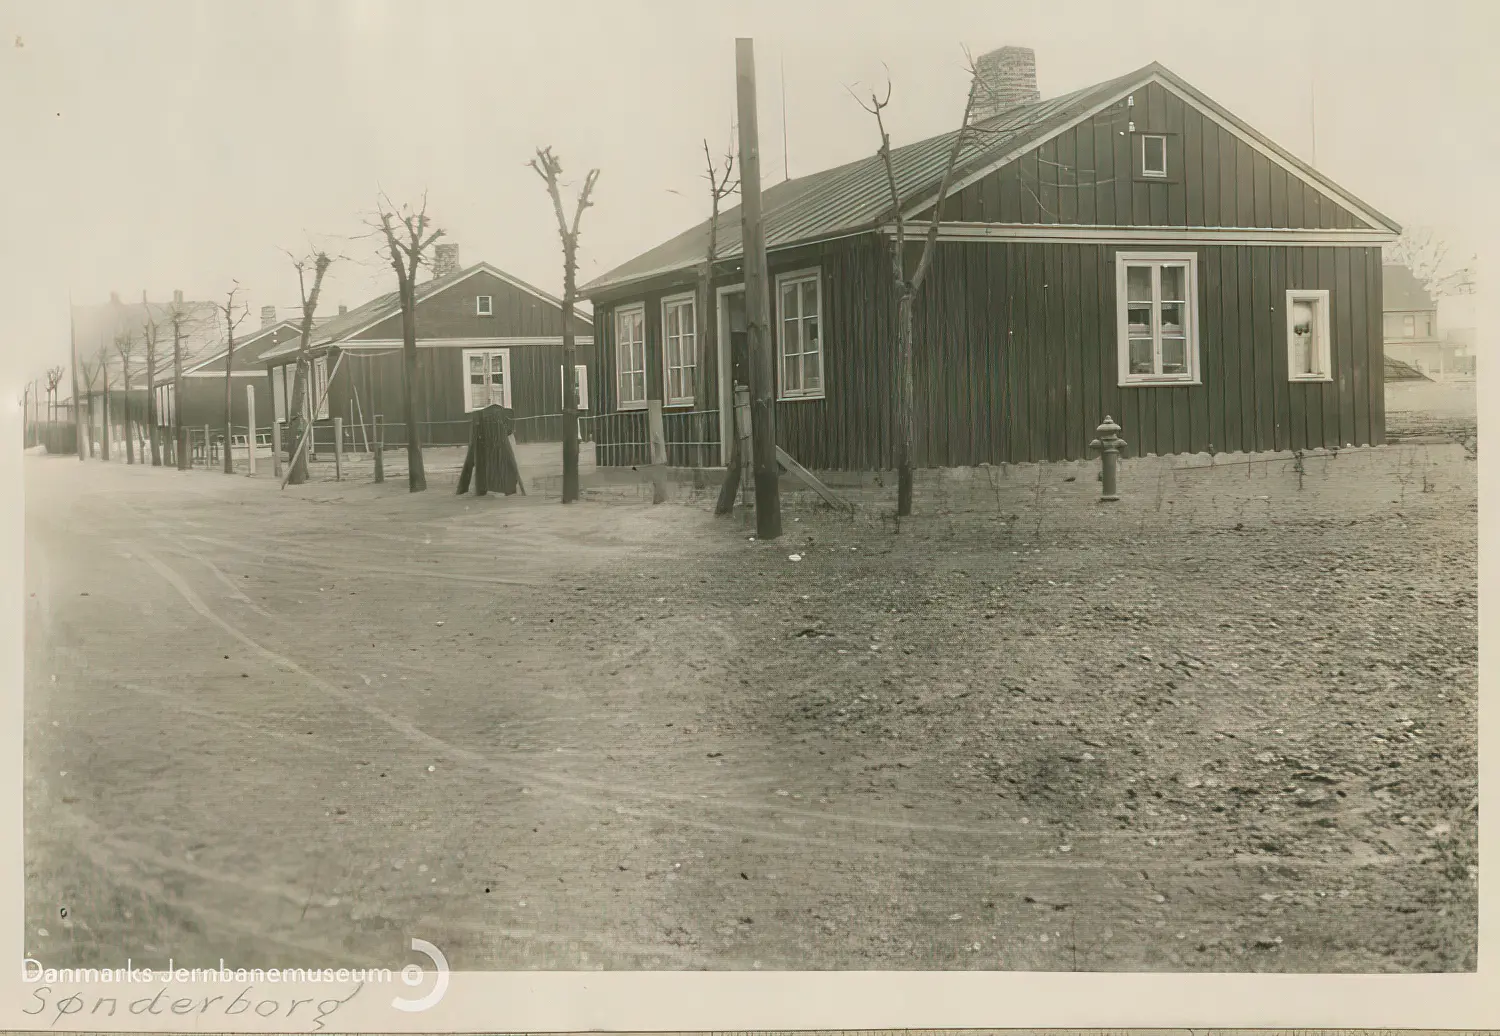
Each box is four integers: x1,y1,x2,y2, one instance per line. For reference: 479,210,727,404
45,365,65,442
283,247,337,487
114,329,138,464
854,52,981,518
19,383,33,448
531,148,600,504
217,283,251,474
373,193,444,492
138,304,163,465
1385,227,1477,299
165,299,198,469
698,138,738,418
89,341,112,460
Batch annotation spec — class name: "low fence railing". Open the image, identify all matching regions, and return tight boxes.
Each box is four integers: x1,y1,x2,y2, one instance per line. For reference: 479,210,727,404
583,408,721,469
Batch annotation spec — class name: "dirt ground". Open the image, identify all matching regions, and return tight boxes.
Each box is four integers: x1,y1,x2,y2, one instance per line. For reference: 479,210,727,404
24,404,1477,974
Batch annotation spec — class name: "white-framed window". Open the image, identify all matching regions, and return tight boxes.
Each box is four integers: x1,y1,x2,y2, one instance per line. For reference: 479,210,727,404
272,367,287,422
775,268,824,400
1286,289,1332,382
155,384,174,425
1141,134,1167,178
1402,315,1416,337
661,292,697,407
561,363,589,411
1116,252,1200,385
476,295,494,317
312,355,330,419
614,303,647,410
462,348,511,411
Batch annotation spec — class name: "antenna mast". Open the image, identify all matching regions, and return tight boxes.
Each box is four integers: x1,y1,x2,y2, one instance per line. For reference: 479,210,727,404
780,54,789,180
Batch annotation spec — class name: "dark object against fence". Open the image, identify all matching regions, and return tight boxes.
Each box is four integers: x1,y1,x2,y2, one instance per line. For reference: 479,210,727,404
457,404,522,497
1088,415,1127,502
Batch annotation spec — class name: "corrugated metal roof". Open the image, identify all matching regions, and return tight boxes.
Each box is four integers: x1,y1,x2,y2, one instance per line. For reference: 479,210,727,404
183,321,303,375
583,60,1402,297
582,66,1149,296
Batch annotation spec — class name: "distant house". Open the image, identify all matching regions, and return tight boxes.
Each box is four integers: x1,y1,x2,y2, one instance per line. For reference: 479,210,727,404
583,49,1400,471
260,245,594,452
70,290,223,450
151,308,304,444
1381,264,1457,377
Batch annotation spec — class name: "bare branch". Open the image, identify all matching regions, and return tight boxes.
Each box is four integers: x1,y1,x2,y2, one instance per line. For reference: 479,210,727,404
912,76,980,291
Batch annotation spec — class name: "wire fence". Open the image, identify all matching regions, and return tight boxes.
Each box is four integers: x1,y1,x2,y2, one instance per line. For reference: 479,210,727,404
583,408,721,469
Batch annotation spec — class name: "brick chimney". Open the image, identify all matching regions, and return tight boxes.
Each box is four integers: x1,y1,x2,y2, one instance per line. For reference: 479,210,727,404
110,291,120,305
338,304,348,316
432,242,461,280
969,46,1040,123
261,305,276,329
173,289,184,304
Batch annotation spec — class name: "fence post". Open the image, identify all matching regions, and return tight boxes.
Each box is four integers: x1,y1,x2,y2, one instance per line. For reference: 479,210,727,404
271,421,283,478
246,384,257,476
373,415,384,483
647,400,668,505
734,385,753,511
333,416,343,482
203,424,210,467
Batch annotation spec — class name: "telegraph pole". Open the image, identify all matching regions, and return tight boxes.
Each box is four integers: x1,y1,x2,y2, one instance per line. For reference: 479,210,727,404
69,296,84,461
735,38,782,540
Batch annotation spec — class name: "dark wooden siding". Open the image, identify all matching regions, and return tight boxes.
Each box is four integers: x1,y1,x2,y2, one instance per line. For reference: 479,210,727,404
911,240,1384,463
591,237,901,470
352,270,592,342
270,341,595,446
594,234,1384,469
169,376,278,432
934,83,1369,230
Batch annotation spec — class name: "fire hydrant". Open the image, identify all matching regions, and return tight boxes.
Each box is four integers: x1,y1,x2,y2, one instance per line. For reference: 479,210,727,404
1088,416,1126,502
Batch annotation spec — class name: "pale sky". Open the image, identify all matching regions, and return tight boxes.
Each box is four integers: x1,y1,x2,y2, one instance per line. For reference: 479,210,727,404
1,0,1493,390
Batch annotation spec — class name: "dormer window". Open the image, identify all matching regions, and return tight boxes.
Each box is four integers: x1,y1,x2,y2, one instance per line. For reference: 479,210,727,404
476,295,494,317
1141,134,1167,178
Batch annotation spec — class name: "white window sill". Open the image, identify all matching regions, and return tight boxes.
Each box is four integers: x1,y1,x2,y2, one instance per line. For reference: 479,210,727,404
1118,379,1201,388
618,400,648,411
665,399,696,409
778,392,825,403
1289,375,1333,383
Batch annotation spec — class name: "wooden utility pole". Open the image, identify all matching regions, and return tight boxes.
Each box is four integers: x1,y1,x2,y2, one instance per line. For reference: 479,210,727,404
735,37,782,540
69,300,84,461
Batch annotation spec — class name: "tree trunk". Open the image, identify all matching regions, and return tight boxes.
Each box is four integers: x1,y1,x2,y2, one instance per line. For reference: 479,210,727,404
122,366,135,464
287,359,310,484
560,244,579,503
400,282,427,492
222,332,236,474
100,378,112,462
173,329,187,470
146,351,161,466
896,290,915,518
694,263,714,466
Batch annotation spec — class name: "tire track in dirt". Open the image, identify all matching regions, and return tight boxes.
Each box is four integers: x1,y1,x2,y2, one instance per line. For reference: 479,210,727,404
121,490,1405,873
127,542,1183,871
